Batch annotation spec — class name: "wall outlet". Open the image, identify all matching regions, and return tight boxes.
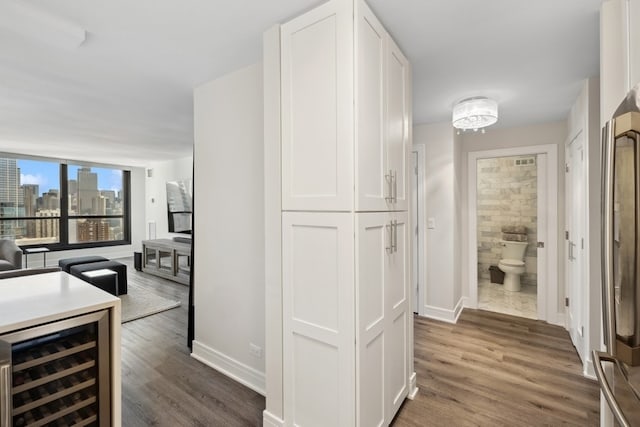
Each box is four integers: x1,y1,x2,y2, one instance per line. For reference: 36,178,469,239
249,343,263,358
427,217,436,229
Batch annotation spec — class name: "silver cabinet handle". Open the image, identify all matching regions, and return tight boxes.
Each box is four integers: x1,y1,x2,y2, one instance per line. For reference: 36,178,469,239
592,351,631,427
392,170,397,203
385,171,393,203
393,220,398,253
385,222,393,253
0,352,10,427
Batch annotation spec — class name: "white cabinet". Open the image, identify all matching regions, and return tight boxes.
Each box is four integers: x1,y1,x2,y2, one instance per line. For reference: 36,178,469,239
282,212,355,426
277,1,414,426
281,0,354,211
600,0,640,124
281,0,410,212
356,212,409,426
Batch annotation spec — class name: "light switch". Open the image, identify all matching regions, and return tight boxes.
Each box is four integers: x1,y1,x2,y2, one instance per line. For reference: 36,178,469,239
427,217,436,229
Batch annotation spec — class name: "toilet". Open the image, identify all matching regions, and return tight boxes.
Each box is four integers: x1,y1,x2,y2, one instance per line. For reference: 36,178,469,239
498,240,528,292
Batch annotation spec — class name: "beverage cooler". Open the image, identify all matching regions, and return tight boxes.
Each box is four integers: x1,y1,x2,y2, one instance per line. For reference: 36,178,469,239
1,310,111,427
594,86,640,427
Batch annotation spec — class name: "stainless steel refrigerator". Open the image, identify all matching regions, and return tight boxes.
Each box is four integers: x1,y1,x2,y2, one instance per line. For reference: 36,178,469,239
594,87,640,426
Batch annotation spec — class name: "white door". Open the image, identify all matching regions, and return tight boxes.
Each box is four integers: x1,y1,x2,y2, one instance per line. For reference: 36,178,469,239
355,0,387,212
282,212,355,426
567,133,586,361
385,211,409,419
356,211,409,426
385,37,410,211
280,0,354,211
356,212,387,427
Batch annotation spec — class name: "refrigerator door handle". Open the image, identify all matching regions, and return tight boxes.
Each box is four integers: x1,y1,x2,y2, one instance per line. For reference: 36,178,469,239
601,121,616,351
592,350,631,427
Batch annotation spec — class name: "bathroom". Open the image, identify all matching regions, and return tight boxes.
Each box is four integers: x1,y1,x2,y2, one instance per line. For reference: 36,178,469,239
476,155,538,319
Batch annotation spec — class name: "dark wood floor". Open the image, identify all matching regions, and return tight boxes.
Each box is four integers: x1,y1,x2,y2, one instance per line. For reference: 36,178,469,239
117,258,264,426
118,259,599,426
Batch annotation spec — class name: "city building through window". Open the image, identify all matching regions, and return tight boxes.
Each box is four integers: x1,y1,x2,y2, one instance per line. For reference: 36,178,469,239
0,156,131,250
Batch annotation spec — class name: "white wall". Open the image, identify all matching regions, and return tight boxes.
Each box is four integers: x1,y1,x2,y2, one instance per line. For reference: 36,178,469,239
144,156,193,240
414,122,463,322
192,63,266,394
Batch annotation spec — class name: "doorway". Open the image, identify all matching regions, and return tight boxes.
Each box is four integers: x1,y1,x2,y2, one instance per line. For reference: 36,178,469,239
468,144,559,324
412,145,426,316
476,154,539,319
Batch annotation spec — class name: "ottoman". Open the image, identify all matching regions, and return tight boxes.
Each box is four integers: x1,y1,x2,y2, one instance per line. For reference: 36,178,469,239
70,260,128,295
59,256,109,273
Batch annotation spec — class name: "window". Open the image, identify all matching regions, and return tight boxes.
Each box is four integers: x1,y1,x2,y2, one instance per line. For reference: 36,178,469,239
0,156,130,250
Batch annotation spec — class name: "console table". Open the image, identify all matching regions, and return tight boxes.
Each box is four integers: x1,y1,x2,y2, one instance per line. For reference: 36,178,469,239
141,239,191,285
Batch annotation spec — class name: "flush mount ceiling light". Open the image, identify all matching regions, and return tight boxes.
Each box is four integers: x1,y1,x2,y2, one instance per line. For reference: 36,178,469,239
452,97,498,134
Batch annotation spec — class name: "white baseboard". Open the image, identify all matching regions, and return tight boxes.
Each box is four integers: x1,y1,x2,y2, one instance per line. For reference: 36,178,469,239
408,372,418,400
584,355,597,381
550,311,565,327
191,340,265,396
263,410,285,427
422,297,464,324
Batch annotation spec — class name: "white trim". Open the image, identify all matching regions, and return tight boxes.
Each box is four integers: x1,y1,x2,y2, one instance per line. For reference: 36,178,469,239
408,372,419,400
412,144,427,316
263,24,284,421
467,144,558,322
191,340,266,396
584,355,596,380
554,310,566,328
262,411,285,427
422,297,464,323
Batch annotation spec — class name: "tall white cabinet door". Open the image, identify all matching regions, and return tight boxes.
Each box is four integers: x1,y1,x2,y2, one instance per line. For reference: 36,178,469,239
356,213,388,427
355,0,387,212
385,38,410,211
281,0,354,211
385,211,409,419
282,212,355,427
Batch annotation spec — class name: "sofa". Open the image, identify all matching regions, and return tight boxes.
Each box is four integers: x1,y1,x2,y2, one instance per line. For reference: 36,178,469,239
0,239,22,271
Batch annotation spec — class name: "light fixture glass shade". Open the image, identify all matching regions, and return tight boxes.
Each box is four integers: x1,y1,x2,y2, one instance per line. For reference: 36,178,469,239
452,97,498,130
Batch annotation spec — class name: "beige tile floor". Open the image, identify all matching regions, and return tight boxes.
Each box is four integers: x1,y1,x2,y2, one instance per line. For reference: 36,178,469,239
478,279,537,319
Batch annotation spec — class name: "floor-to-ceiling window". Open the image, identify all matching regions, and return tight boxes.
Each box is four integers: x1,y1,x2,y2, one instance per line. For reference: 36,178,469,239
0,155,131,250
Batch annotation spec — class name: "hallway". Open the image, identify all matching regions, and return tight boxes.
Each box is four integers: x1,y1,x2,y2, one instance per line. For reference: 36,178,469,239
393,310,600,426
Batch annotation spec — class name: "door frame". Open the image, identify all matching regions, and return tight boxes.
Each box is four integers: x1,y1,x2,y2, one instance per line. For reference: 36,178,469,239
467,144,559,324
411,144,426,316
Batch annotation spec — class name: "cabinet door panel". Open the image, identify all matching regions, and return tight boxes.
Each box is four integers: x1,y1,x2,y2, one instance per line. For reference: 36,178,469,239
282,212,354,426
385,38,410,211
281,0,353,211
385,212,409,419
356,213,387,427
355,0,387,212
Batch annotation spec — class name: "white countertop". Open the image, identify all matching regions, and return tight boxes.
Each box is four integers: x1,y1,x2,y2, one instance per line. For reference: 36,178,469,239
0,271,120,334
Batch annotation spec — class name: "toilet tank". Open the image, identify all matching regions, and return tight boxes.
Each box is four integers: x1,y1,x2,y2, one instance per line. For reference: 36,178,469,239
501,240,528,260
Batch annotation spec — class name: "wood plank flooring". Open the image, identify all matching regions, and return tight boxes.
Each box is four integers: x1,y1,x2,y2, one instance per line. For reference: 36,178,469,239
117,258,264,426
393,310,600,427
118,258,599,426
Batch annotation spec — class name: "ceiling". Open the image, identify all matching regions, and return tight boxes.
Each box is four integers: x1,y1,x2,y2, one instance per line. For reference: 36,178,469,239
0,0,602,167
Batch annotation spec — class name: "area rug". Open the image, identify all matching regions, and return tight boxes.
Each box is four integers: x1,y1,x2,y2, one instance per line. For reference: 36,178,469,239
119,283,181,323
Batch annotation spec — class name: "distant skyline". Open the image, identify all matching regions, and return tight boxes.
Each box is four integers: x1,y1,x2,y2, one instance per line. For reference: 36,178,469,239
17,159,122,197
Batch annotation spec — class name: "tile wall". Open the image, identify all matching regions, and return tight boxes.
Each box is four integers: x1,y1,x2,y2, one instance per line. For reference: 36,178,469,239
477,155,537,286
